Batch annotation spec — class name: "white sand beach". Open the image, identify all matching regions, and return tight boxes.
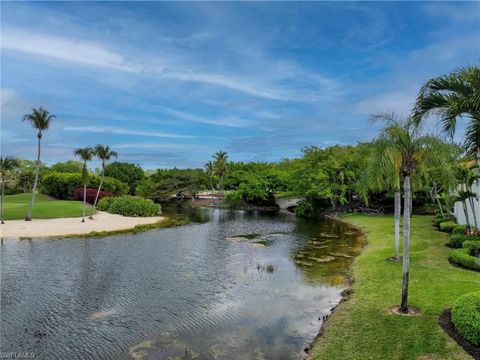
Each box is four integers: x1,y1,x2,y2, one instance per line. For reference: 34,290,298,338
0,211,164,239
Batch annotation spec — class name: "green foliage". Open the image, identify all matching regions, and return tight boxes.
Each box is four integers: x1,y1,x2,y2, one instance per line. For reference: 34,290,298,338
432,214,455,228
97,196,116,211
447,234,480,248
463,240,480,254
104,162,144,194
137,168,209,201
42,172,128,199
226,170,285,205
98,196,161,217
452,224,467,234
49,160,84,173
451,291,480,346
451,248,480,271
294,197,328,218
439,221,457,232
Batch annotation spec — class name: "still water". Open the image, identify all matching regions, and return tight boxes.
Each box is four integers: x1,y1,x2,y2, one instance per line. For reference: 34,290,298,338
1,207,363,359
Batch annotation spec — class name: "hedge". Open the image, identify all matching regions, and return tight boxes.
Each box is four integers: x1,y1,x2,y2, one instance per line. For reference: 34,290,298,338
97,196,161,217
446,234,480,248
439,221,457,232
463,240,480,256
432,215,455,228
42,172,128,199
451,248,480,271
452,225,467,235
451,291,480,346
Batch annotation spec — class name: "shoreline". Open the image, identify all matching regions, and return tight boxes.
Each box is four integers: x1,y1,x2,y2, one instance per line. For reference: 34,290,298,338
0,211,165,240
304,216,366,357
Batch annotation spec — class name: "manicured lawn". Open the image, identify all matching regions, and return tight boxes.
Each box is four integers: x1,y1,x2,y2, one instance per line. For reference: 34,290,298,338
311,214,479,360
1,193,89,220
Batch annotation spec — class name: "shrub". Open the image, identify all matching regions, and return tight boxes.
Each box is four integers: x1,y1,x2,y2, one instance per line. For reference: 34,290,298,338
447,234,480,248
452,225,467,235
97,196,161,217
432,215,455,228
451,248,480,271
97,196,116,211
439,221,457,232
463,240,480,256
451,291,480,346
72,187,114,204
42,172,128,199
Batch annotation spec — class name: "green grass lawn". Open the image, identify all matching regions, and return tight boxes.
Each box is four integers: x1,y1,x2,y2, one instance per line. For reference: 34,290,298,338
2,193,89,220
311,214,479,360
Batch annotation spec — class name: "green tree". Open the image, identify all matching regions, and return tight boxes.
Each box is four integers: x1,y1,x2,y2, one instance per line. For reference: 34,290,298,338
213,151,229,196
22,107,55,221
361,127,402,259
74,147,94,223
104,162,144,194
373,113,452,312
0,157,19,224
50,160,84,173
90,145,118,218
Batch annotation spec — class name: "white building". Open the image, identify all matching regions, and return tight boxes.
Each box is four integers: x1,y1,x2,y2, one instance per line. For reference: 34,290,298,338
454,181,480,229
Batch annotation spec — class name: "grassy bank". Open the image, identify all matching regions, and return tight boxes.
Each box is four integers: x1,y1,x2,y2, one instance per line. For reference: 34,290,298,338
311,214,479,360
2,193,87,220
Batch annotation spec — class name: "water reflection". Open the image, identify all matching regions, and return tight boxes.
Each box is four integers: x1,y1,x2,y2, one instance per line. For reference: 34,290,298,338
1,207,362,359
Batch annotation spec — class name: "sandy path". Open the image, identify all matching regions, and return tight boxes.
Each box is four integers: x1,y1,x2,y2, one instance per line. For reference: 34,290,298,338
0,211,164,239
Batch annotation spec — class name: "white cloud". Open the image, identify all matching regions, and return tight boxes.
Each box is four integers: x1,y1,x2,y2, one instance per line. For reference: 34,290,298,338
1,28,137,72
63,125,195,139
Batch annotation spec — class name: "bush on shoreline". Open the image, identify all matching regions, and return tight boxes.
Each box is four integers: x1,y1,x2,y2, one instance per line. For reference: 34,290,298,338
97,196,161,217
42,172,128,199
451,291,480,347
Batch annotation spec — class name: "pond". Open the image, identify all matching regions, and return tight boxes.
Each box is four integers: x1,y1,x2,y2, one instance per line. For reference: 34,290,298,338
1,207,363,359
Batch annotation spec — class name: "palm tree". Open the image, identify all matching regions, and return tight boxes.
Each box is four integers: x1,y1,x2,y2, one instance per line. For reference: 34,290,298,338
204,161,215,194
22,107,55,221
0,157,19,224
213,151,228,196
413,66,480,156
373,113,452,312
362,134,402,260
74,147,94,223
90,145,118,219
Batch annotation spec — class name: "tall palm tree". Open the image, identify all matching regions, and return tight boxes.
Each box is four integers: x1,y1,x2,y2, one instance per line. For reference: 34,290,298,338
373,113,451,312
22,107,55,221
213,151,228,196
74,147,94,223
0,157,19,224
204,161,215,194
90,145,118,219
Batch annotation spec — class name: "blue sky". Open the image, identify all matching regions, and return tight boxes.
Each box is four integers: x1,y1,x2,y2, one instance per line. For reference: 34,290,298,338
1,1,479,169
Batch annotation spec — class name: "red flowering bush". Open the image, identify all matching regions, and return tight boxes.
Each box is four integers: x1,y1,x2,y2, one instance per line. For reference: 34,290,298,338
72,187,114,204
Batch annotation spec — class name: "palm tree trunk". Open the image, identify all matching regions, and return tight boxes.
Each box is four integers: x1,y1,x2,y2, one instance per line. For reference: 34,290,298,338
90,170,104,219
468,197,478,230
462,200,471,232
394,189,401,259
26,136,41,221
82,184,86,223
400,174,411,312
1,179,5,224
